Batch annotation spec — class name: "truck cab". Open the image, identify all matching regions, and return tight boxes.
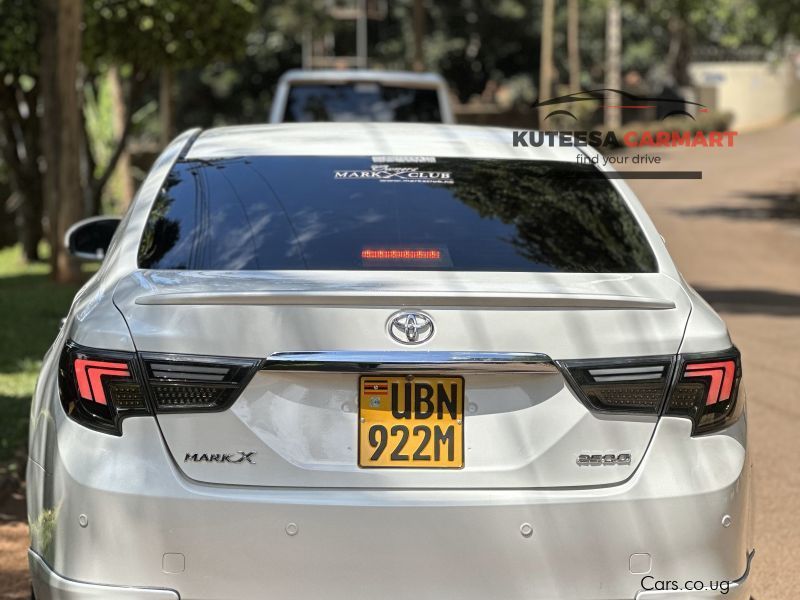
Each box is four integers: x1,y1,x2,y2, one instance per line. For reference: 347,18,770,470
269,69,454,123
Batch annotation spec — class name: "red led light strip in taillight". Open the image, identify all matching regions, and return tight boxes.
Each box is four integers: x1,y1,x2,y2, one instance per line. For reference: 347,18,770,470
74,359,130,405
361,249,441,260
684,360,736,405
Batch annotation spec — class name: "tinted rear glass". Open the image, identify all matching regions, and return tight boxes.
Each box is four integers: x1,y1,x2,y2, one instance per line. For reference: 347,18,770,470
283,83,442,122
138,157,657,273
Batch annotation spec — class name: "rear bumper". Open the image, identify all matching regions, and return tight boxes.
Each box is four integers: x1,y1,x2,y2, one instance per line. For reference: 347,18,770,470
28,549,753,600
29,550,178,600
634,550,753,599
28,414,753,600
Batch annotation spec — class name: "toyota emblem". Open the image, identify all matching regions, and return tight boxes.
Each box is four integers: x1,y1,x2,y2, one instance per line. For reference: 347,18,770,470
387,311,435,345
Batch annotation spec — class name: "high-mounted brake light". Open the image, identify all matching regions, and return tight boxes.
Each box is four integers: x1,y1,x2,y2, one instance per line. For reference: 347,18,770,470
361,248,442,260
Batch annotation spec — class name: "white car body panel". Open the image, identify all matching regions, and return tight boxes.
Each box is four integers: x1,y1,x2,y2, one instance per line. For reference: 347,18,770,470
28,124,752,599
111,269,693,489
28,414,752,600
113,270,691,358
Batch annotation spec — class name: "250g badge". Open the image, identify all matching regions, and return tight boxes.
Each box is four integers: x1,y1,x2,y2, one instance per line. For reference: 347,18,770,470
576,452,631,466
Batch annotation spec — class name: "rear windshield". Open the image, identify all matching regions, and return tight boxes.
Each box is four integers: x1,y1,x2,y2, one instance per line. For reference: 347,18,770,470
283,83,442,122
138,157,657,273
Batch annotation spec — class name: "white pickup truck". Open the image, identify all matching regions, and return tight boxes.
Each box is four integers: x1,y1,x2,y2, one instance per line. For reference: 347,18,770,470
269,69,454,124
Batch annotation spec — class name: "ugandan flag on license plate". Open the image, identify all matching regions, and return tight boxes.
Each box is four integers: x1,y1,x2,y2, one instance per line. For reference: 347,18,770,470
362,378,388,396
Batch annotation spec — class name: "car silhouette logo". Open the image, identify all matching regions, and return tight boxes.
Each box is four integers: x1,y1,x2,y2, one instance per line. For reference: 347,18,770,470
388,311,434,345
532,88,708,122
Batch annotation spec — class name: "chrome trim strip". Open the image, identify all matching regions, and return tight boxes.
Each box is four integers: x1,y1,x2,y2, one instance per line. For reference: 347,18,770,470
149,364,230,374
152,371,226,381
733,549,755,585
591,374,663,382
262,351,557,373
589,366,665,376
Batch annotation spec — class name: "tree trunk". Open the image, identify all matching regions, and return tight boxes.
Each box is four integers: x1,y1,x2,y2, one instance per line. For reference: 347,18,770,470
40,0,84,284
604,0,622,129
355,0,367,69
108,67,134,210
55,0,84,283
412,0,425,72
538,0,555,127
159,67,174,149
16,180,44,262
87,71,141,216
567,0,580,92
0,124,43,262
3,166,43,262
40,0,59,271
0,83,45,262
666,12,692,87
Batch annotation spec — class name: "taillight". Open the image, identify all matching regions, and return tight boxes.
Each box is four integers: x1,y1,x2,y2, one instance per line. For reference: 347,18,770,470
59,343,149,435
59,342,260,435
141,354,259,412
665,348,742,435
563,348,743,436
562,357,674,414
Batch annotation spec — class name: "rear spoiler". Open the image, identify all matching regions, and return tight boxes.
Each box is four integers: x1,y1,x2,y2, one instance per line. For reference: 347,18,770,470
135,290,675,310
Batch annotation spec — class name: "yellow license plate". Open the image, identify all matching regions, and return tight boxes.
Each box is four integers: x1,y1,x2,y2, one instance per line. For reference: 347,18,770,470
358,375,464,468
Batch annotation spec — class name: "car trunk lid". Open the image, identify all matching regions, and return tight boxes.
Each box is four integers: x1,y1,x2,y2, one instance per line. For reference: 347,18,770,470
113,270,690,489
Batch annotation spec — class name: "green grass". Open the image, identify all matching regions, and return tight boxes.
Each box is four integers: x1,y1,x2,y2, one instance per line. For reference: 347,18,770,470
0,246,83,461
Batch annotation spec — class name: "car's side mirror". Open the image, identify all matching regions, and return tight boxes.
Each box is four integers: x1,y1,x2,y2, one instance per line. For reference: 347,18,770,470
64,216,121,261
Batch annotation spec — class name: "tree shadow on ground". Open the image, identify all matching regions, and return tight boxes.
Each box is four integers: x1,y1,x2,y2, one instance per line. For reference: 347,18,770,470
674,191,800,222
697,287,800,317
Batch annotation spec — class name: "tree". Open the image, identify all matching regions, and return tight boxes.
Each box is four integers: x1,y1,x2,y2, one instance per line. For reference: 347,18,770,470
0,0,44,261
605,0,621,128
538,0,555,124
40,0,84,283
106,67,134,208
0,0,256,272
171,0,313,131
424,1,539,103
567,0,580,92
412,0,425,71
625,0,786,87
758,0,800,39
82,0,256,212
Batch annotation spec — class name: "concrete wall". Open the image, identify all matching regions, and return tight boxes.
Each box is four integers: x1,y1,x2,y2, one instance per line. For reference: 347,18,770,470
689,60,800,131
